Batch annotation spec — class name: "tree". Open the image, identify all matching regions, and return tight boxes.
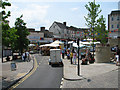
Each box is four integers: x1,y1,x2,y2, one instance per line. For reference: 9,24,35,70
84,0,102,34
95,15,108,44
84,0,102,58
15,15,30,55
84,0,108,44
1,0,19,62
2,0,11,47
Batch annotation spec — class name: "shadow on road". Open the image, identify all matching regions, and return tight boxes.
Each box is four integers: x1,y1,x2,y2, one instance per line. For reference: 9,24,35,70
51,64,64,68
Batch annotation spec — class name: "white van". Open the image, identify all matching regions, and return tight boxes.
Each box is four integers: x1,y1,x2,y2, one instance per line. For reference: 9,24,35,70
49,49,63,66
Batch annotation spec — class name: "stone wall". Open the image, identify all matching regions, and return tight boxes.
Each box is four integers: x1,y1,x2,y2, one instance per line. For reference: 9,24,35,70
95,44,111,63
108,38,120,48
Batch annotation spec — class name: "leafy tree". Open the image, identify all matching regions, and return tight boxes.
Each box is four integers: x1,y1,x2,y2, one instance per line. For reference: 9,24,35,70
95,15,108,44
1,0,18,62
84,0,102,34
2,0,11,46
15,15,30,55
84,0,103,58
84,0,108,44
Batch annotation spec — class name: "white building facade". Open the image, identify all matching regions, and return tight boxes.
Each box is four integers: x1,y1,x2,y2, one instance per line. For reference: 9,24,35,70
108,10,120,38
49,21,68,39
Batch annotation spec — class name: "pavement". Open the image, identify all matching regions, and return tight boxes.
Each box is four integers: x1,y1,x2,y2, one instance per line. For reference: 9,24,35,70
62,56,119,88
1,55,34,89
1,54,119,89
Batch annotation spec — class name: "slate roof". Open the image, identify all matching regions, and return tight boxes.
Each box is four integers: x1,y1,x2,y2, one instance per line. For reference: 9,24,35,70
54,21,89,31
110,10,120,15
54,21,67,29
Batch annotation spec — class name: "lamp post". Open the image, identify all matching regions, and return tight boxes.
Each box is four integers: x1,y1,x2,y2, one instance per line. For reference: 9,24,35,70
77,38,80,76
92,27,95,59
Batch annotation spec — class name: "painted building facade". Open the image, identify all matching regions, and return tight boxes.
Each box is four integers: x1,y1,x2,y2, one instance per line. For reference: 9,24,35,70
108,10,120,38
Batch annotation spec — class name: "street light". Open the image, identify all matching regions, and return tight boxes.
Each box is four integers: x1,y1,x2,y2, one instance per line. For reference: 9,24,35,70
77,38,80,76
92,27,95,59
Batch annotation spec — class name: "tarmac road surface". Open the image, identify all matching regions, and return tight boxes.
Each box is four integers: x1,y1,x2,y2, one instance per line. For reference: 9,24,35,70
16,54,63,88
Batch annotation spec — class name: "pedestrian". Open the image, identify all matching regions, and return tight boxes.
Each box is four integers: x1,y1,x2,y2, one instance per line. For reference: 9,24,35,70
73,50,77,64
26,51,30,62
115,45,120,66
62,49,65,59
70,51,73,64
22,52,26,61
67,49,70,59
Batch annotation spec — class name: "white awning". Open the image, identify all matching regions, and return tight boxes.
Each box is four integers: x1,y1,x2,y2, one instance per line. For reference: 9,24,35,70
40,44,60,47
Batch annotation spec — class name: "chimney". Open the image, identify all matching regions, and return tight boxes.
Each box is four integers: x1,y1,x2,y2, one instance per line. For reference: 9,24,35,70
41,27,45,31
63,22,66,26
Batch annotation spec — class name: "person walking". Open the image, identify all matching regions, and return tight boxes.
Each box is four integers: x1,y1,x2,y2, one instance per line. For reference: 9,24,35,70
73,50,77,64
62,49,65,59
22,52,26,62
67,49,70,59
26,51,30,62
70,51,73,64
115,45,120,66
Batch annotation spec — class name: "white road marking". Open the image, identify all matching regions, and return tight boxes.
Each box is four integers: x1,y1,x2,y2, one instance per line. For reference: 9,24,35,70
60,78,64,88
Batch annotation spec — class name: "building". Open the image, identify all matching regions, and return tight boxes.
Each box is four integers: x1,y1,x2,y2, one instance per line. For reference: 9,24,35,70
67,26,89,40
49,21,89,41
108,10,120,38
108,10,120,48
27,28,44,44
27,28,53,45
40,27,53,38
49,21,68,40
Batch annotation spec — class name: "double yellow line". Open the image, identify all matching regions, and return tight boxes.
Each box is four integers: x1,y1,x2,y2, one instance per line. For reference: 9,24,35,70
8,56,38,90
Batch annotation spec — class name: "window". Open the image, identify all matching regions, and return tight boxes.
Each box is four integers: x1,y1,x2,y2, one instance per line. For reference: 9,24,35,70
111,17,114,21
117,24,119,28
117,16,119,21
112,25,114,28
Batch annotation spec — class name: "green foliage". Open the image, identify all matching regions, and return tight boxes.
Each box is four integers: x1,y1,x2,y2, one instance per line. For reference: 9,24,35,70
9,28,19,51
2,1,11,9
1,1,11,22
2,0,11,47
95,15,108,44
84,0,102,28
1,0,18,53
84,0,108,44
15,15,30,54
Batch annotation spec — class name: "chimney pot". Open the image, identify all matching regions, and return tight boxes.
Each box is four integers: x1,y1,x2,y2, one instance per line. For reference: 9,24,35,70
41,27,45,31
63,22,66,26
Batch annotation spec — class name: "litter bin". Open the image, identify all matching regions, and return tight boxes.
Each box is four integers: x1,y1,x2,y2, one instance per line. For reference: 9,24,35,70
11,62,17,71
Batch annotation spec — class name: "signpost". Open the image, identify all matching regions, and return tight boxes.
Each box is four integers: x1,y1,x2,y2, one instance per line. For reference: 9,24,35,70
77,38,80,76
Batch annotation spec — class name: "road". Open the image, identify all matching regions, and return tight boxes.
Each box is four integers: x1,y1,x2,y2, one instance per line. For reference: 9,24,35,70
16,54,63,88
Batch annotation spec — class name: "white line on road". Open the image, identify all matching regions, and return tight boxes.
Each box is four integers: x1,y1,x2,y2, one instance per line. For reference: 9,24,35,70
60,78,64,88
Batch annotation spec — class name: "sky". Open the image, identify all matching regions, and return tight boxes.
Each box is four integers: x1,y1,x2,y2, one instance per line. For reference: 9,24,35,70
5,0,119,31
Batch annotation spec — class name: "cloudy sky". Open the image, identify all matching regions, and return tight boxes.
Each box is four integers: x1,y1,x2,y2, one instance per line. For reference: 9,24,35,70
5,0,119,31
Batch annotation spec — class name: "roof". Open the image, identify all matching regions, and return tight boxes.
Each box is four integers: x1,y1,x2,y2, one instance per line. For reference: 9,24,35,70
110,10,120,15
67,26,89,31
54,21,67,29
